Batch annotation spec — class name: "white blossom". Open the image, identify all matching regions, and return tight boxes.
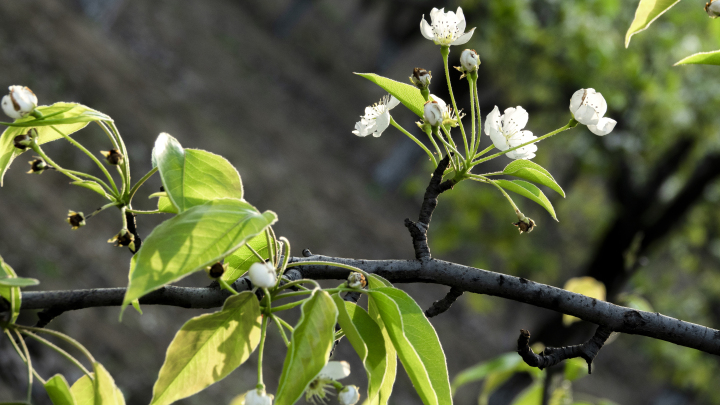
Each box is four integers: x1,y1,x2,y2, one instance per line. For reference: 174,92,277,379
460,49,480,72
423,101,444,127
318,361,351,380
707,0,720,17
2,86,38,120
353,95,400,138
426,94,462,127
420,7,475,46
484,106,538,160
243,388,273,405
248,261,277,288
569,88,617,136
338,385,360,405
305,361,351,404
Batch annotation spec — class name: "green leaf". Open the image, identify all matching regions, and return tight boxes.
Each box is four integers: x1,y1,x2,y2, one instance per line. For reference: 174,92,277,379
149,192,179,214
510,381,542,405
122,198,277,308
675,50,720,66
564,358,588,382
152,133,244,213
71,181,112,199
0,103,110,186
45,374,77,405
368,288,451,405
275,290,338,405
0,256,21,323
562,277,606,326
221,233,274,283
452,352,523,395
367,274,393,289
70,375,94,405
150,292,262,405
332,295,387,405
94,363,124,405
355,73,426,117
494,179,557,220
0,276,39,287
625,0,681,48
502,160,565,197
368,288,397,405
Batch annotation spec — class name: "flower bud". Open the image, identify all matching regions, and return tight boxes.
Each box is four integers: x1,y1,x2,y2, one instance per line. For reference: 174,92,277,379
423,101,444,127
513,218,536,234
707,0,720,17
27,157,51,174
338,385,361,405
347,272,367,289
318,361,351,380
108,229,135,250
244,388,274,405
101,149,124,166
66,211,86,230
207,262,226,279
460,49,480,72
409,68,432,89
2,86,38,120
248,261,277,288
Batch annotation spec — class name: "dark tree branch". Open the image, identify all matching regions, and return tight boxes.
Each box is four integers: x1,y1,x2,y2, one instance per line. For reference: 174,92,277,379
405,154,457,260
125,210,142,254
18,256,720,356
518,326,613,374
424,286,464,318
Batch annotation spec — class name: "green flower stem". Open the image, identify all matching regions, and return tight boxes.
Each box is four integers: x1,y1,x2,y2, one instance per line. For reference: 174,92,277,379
275,279,319,292
18,329,92,377
270,227,281,265
106,122,131,198
127,167,158,202
17,325,97,365
471,122,573,168
125,208,162,215
468,76,476,160
94,121,120,151
285,261,369,277
265,229,276,268
246,244,265,262
270,300,307,313
277,236,292,280
274,315,295,333
438,126,463,171
272,287,353,301
390,118,437,167
219,279,239,295
441,46,470,161
271,314,290,346
64,169,116,196
121,206,128,230
13,329,33,402
479,171,503,176
4,330,46,385
49,126,120,197
30,145,85,184
256,288,272,388
473,145,495,160
470,174,525,218
473,72,482,155
87,202,122,219
424,126,443,159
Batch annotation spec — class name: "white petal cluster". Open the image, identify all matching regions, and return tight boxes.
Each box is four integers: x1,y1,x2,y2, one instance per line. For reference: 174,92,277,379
420,7,475,46
2,86,38,120
338,385,360,405
244,388,273,405
484,106,538,160
460,49,480,72
353,95,400,138
569,88,617,136
424,95,461,127
707,0,720,17
248,261,277,288
318,361,351,380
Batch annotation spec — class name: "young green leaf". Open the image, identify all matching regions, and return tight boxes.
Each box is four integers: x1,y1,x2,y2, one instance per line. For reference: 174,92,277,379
93,363,125,405
0,102,111,186
0,255,22,323
625,0,681,48
510,381,542,405
494,179,557,220
451,352,542,401
355,73,426,117
150,292,262,405
122,198,277,308
275,289,338,405
221,233,274,283
675,50,720,66
148,192,178,214
368,288,398,405
0,277,39,287
332,295,387,405
502,160,565,197
367,274,393,289
45,374,77,405
70,181,112,199
70,374,94,405
152,133,244,213
368,288,452,405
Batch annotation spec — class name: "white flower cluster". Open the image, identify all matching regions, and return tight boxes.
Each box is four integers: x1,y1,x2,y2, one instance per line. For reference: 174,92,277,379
420,7,475,46
569,88,616,136
352,95,400,138
484,106,538,160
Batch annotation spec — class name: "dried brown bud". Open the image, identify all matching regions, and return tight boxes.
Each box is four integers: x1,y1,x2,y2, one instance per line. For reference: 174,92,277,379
101,149,124,166
347,272,367,289
108,229,135,250
208,262,226,279
410,68,432,89
513,218,536,234
27,157,51,174
66,211,86,230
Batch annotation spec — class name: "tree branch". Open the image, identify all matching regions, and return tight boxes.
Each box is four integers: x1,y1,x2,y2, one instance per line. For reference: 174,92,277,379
17,257,720,356
517,326,613,374
424,287,464,318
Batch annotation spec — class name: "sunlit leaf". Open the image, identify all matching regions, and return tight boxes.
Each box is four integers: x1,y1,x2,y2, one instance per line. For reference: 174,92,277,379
148,192,178,214
275,290,338,405
93,363,124,405
494,179,557,220
122,198,277,309
0,277,39,287
510,381,542,405
0,256,22,323
564,358,589,382
0,103,111,186
367,274,393,289
625,0,682,48
502,160,565,197
70,374,94,405
368,288,451,405
45,374,77,405
221,233,275,284
355,73,426,117
675,50,720,66
562,277,606,326
367,286,397,405
150,292,261,405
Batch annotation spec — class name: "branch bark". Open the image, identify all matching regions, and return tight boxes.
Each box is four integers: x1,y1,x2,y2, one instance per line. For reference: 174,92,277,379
18,256,720,356
518,326,613,373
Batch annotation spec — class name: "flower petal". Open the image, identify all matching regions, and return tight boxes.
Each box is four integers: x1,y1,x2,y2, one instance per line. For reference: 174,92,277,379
569,89,585,114
502,106,529,134
373,111,391,137
387,95,400,110
574,104,599,126
450,27,475,45
585,91,607,118
430,94,447,111
484,106,501,136
420,17,435,41
588,117,617,136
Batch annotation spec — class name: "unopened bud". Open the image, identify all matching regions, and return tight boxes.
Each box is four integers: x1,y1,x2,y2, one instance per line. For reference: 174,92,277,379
101,149,124,166
338,385,360,405
66,211,86,230
423,101,444,127
27,157,51,174
461,49,480,71
13,129,37,150
410,68,432,89
108,229,135,250
207,262,226,279
248,261,277,288
347,272,367,289
2,86,38,120
513,218,536,234
707,0,720,17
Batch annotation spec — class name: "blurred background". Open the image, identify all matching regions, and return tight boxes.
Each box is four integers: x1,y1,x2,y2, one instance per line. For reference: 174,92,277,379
1,0,720,404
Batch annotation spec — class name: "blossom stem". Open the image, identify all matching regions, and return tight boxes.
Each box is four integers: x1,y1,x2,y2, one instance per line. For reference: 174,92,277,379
128,167,158,202
473,73,483,155
438,126,463,171
16,325,97,365
470,122,573,168
473,145,495,159
470,174,524,216
277,236,292,280
256,312,269,387
468,76,476,161
125,208,162,215
105,122,131,199
441,46,470,162
64,170,116,196
390,118,437,167
265,229,276,268
17,329,92,378
424,127,443,159
219,279,239,295
270,300,307,312
4,330,46,385
86,202,122,219
271,314,291,346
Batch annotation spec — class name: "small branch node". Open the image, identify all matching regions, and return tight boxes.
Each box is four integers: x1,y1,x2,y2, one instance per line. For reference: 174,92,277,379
302,248,313,257
517,325,613,374
425,287,464,318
